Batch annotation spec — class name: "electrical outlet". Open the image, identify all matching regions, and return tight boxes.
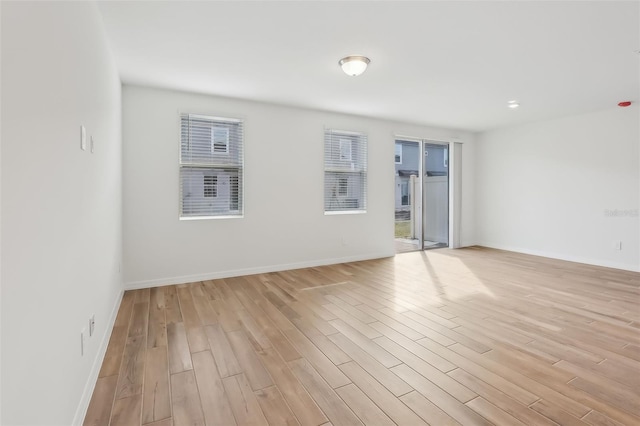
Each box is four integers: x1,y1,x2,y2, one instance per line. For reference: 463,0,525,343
89,314,95,337
80,327,87,356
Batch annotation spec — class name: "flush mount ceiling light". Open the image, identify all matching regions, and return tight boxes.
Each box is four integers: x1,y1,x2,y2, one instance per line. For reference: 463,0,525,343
508,100,520,109
339,55,370,76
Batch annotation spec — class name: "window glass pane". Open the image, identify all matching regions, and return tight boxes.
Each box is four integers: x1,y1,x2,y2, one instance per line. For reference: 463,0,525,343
324,129,367,213
180,114,243,218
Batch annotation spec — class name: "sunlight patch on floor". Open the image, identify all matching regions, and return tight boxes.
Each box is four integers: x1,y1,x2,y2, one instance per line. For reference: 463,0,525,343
393,250,495,304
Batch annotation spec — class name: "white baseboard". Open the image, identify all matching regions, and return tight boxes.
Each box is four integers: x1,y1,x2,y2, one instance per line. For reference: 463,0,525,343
478,242,640,272
124,252,393,290
72,288,125,426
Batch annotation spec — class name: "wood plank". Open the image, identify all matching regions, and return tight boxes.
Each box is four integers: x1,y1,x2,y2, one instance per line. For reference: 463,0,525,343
128,302,150,338
233,286,302,361
227,329,274,391
237,308,273,350
289,301,339,336
211,299,242,332
164,286,183,324
568,376,640,417
334,383,395,426
114,291,136,328
323,299,378,327
257,346,328,426
254,386,300,426
586,358,640,390
186,326,209,353
375,335,475,402
391,363,488,425
176,285,202,328
328,332,412,397
190,283,219,325
143,419,173,426
110,394,142,426
281,325,351,389
288,359,363,426
582,410,626,426
167,322,192,374
399,391,460,426
290,316,351,365
371,321,455,372
554,359,640,394
353,304,425,340
329,319,400,368
204,324,242,378
170,370,205,426
99,325,128,378
222,374,269,426
466,397,526,426
338,361,427,425
530,399,588,426
416,337,539,406
192,350,236,426
116,334,147,399
142,347,171,424
448,342,590,418
83,375,117,426
148,287,167,348
135,288,151,303
448,367,557,426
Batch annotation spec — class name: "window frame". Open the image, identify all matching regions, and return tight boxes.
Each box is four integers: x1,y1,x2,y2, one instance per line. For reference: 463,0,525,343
179,113,244,220
324,128,367,215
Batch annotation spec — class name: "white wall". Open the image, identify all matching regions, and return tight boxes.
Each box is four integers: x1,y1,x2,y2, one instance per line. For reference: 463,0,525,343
1,2,123,425
476,106,639,271
123,85,475,288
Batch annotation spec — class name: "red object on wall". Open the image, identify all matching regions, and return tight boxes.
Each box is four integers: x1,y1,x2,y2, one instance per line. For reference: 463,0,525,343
618,101,632,107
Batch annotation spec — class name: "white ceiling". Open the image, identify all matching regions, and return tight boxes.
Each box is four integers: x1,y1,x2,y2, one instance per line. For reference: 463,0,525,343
97,1,639,132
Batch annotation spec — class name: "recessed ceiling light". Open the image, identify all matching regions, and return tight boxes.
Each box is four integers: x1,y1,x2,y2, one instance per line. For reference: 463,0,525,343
508,100,520,109
339,55,370,76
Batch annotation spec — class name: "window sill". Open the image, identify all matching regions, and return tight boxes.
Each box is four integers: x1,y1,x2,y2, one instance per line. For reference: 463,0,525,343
180,215,244,221
324,210,367,216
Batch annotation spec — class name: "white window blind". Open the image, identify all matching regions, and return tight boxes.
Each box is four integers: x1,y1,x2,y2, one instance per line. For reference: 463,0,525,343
324,129,367,213
180,113,243,218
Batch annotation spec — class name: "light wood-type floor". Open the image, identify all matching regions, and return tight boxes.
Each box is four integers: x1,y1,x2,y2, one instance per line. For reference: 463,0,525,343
84,247,640,426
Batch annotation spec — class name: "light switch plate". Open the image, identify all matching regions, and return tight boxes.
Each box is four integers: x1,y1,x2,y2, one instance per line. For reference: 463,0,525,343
90,136,95,153
80,126,86,150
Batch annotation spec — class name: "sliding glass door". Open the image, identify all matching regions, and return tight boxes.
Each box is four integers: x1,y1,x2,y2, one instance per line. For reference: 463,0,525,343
423,142,449,249
394,139,449,253
394,140,421,253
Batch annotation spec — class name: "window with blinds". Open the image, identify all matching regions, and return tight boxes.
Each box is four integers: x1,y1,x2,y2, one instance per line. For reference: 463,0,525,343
324,129,367,213
180,113,243,218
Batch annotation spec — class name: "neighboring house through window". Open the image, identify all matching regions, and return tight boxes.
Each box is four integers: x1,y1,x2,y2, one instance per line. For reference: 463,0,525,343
212,127,230,153
339,139,352,161
395,143,402,164
337,177,348,196
180,113,244,218
203,175,217,198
